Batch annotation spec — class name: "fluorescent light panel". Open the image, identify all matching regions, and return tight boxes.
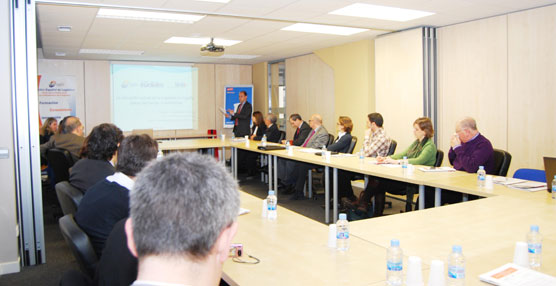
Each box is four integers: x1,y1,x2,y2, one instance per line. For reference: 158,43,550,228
329,3,434,22
195,0,230,3
55,52,66,56
218,54,260,59
97,8,205,23
57,26,72,32
79,49,144,55
281,23,368,36
164,37,241,46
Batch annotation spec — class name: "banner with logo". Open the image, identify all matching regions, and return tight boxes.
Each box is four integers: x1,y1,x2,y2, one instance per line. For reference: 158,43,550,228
224,85,254,128
38,75,77,122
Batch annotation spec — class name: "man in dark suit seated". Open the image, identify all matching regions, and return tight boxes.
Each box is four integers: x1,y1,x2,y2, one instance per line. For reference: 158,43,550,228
69,123,124,192
124,153,239,286
282,113,312,146
263,113,281,143
278,114,313,192
40,115,85,162
226,90,252,138
75,134,158,257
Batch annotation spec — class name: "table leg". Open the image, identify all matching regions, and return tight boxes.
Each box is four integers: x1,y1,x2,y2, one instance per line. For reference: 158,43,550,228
435,187,441,207
418,185,425,210
462,194,469,202
333,168,338,224
233,147,237,179
325,166,330,224
308,170,312,198
273,155,277,192
268,154,273,191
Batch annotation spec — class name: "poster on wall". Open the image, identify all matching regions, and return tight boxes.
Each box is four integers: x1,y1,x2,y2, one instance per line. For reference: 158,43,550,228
223,85,254,129
38,75,77,122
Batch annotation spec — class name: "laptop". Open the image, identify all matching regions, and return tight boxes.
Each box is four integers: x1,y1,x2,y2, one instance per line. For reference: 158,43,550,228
543,156,556,193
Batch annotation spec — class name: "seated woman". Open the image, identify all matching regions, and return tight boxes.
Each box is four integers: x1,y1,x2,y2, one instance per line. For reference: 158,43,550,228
242,111,267,176
327,116,356,201
69,123,124,192
40,117,58,144
357,117,436,216
250,111,267,140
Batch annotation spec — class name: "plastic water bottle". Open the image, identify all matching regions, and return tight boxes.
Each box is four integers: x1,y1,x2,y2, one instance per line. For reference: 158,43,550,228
266,190,277,220
262,134,267,147
477,166,486,187
386,239,403,286
336,213,349,251
527,225,542,270
156,150,163,160
401,156,408,174
285,140,291,151
447,245,465,286
359,148,365,162
551,175,556,199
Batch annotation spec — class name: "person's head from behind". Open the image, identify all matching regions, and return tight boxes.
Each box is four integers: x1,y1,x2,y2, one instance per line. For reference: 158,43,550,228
125,153,240,285
337,116,353,133
309,114,322,129
252,111,264,126
367,113,384,132
413,117,434,141
116,134,158,178
265,114,277,127
60,116,84,136
80,123,124,161
239,91,247,104
41,117,58,135
289,114,303,128
455,117,479,143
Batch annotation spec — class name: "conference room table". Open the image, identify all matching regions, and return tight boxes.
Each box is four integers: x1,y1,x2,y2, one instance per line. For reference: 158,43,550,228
222,191,430,286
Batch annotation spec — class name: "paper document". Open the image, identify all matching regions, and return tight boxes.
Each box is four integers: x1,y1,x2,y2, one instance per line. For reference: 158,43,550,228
479,263,556,285
507,181,547,192
298,148,322,154
493,177,527,186
239,208,250,216
219,107,227,114
418,166,456,172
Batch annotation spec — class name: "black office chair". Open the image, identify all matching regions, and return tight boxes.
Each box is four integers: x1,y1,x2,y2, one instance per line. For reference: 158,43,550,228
346,136,358,154
59,269,92,286
55,181,84,216
46,148,75,184
492,149,512,176
387,139,397,156
326,133,334,147
59,214,98,278
278,131,286,143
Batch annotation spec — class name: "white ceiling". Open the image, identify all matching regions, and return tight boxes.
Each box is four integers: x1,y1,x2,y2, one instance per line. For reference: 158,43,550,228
37,0,556,64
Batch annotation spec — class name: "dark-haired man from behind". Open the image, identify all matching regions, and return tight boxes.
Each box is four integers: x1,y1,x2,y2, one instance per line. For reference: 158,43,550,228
40,115,85,162
75,134,158,257
125,152,239,286
69,123,124,192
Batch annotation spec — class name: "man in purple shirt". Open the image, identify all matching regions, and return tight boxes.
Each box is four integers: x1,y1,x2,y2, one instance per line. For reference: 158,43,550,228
424,117,495,207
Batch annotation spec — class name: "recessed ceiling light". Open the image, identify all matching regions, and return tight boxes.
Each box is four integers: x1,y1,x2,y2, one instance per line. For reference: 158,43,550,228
96,8,205,23
329,3,434,22
164,37,241,46
55,52,66,56
281,23,368,36
195,0,230,3
57,26,72,32
79,49,144,55
218,54,260,59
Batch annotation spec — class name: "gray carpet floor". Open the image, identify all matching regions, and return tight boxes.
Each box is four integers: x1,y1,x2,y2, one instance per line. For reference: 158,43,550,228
0,174,407,285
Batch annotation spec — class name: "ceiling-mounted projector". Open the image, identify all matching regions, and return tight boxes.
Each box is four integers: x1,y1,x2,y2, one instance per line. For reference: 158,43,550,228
200,38,224,57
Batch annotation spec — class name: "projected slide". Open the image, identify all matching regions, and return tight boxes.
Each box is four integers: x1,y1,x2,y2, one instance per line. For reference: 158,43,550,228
111,63,198,131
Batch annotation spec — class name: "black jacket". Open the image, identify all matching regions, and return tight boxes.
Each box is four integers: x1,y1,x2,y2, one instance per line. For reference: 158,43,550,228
327,133,353,153
265,124,281,143
231,101,252,137
292,121,312,146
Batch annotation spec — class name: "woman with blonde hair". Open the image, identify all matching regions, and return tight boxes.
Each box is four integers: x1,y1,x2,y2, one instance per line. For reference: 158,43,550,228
40,117,58,144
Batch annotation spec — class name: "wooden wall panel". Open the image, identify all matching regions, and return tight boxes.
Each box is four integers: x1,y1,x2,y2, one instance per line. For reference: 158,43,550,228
437,15,508,166
285,54,335,140
252,62,268,114
507,6,556,172
375,29,424,151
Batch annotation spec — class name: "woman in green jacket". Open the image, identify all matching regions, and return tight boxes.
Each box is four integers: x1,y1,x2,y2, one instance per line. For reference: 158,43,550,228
358,117,437,217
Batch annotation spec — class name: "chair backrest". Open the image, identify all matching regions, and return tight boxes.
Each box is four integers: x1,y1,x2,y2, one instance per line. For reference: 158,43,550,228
46,148,75,184
326,134,334,147
513,168,546,182
59,214,98,278
435,149,444,167
387,139,397,156
492,149,512,176
278,131,286,142
347,136,358,154
55,181,84,216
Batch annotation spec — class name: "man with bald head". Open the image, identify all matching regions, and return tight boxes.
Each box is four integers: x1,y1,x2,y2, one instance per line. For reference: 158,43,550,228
40,115,85,162
449,117,495,174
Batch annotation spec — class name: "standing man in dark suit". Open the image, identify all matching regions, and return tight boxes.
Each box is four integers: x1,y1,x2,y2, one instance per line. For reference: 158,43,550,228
226,91,252,137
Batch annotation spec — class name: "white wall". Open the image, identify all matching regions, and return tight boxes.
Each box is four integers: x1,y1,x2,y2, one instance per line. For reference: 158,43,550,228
0,0,21,275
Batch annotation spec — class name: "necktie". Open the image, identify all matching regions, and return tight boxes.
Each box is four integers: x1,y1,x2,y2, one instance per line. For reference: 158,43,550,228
302,130,315,147
235,103,243,126
295,128,300,137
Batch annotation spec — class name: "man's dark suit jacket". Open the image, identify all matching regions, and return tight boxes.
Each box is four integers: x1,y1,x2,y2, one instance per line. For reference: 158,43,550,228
327,133,353,153
69,159,115,192
265,124,282,143
231,101,252,137
252,123,267,140
292,121,312,146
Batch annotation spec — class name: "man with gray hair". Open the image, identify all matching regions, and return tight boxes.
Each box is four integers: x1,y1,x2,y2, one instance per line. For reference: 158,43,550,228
263,113,281,143
125,153,240,286
40,115,85,162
